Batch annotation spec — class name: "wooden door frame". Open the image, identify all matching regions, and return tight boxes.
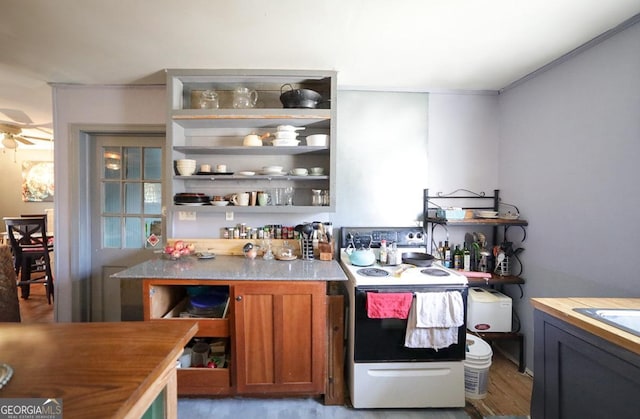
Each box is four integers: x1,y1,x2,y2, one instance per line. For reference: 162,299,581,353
62,124,165,322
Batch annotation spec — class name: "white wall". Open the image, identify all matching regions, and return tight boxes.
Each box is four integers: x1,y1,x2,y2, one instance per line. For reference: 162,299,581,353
499,20,640,369
52,85,165,321
426,92,501,249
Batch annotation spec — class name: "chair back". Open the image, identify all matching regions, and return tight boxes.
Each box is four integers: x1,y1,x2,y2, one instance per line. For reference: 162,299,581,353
20,214,48,232
3,217,51,255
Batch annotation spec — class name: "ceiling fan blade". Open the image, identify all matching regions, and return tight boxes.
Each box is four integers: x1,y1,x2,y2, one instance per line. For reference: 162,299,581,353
21,134,53,142
0,109,33,125
14,136,35,146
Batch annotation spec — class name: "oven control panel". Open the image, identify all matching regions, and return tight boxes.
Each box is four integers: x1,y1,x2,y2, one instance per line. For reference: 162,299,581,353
340,227,425,249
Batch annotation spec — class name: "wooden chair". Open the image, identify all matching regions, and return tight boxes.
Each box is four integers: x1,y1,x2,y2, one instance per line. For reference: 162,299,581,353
0,244,21,321
20,214,48,232
3,217,54,304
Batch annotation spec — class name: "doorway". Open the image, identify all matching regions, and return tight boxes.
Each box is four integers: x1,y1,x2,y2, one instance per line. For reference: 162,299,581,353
63,125,165,322
89,134,165,321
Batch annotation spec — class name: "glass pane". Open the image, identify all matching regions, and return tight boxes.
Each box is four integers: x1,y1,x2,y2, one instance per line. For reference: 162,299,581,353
125,183,142,214
143,183,161,214
144,148,162,180
104,147,122,179
124,217,143,248
103,182,121,213
103,217,121,248
124,147,142,180
145,217,162,249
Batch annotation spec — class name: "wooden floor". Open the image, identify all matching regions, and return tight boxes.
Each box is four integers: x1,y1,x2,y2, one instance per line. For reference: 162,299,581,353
464,350,533,418
18,283,54,323
19,286,533,417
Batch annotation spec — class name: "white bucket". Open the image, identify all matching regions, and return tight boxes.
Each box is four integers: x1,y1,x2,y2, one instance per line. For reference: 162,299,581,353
464,333,493,399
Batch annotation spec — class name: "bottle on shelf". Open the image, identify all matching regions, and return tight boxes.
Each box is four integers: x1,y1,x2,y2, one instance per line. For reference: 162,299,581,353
443,241,452,268
453,245,463,270
379,239,388,264
463,244,471,272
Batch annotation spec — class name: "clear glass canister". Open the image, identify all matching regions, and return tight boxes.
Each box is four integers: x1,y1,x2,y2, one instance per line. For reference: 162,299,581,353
312,189,322,206
321,190,330,206
199,90,219,109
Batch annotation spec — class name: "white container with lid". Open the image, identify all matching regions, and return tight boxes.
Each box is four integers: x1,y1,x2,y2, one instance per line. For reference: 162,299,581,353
467,287,512,333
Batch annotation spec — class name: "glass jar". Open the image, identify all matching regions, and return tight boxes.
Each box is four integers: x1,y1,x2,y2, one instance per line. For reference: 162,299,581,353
312,189,322,206
321,190,330,206
199,90,219,109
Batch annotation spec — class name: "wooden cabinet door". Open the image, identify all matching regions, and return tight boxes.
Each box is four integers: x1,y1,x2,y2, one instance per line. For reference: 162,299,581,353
233,281,326,394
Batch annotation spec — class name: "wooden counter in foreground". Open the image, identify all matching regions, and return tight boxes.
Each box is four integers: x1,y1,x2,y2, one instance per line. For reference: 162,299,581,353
0,321,198,418
531,297,640,355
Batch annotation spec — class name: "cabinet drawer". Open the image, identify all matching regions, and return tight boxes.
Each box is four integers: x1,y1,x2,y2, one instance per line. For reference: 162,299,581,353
177,368,231,396
145,282,231,337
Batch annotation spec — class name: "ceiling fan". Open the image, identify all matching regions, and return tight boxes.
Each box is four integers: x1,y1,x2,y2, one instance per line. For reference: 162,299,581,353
0,109,53,149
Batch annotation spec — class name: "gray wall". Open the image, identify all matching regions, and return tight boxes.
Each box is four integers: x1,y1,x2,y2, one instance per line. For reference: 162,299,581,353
498,19,640,369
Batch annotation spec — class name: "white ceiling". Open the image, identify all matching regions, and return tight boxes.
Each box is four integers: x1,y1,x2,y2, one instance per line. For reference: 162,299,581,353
1,0,640,139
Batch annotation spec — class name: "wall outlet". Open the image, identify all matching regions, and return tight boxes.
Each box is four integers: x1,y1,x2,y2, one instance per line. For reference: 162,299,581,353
178,211,197,221
225,211,234,221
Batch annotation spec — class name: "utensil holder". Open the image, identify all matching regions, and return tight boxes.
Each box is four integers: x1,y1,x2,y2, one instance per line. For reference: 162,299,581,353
301,238,314,260
318,241,333,261
497,256,511,276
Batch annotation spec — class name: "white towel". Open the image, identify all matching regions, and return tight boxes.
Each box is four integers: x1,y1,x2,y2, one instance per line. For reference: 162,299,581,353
404,291,464,350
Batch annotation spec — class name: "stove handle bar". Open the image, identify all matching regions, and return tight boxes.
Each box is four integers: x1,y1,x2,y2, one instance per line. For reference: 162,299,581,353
357,285,468,294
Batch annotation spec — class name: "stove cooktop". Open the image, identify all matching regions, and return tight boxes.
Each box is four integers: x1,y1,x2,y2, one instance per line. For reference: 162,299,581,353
339,250,468,287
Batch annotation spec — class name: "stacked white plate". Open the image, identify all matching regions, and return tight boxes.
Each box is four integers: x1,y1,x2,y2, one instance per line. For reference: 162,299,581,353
261,166,286,175
272,139,300,146
476,210,499,218
271,125,304,146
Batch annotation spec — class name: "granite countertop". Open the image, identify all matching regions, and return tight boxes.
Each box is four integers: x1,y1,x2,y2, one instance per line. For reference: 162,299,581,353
531,297,640,355
112,255,347,282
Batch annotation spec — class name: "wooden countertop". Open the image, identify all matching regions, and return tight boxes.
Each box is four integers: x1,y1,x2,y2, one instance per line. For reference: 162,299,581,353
0,321,198,418
531,298,640,356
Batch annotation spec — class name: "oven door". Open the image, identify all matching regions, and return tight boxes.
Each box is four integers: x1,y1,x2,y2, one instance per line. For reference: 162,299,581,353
353,285,467,362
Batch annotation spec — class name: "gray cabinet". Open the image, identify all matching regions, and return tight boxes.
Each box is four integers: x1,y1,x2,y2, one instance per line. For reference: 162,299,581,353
165,69,337,236
531,309,640,419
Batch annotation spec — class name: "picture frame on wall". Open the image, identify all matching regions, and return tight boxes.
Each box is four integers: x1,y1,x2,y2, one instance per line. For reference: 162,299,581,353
22,161,54,202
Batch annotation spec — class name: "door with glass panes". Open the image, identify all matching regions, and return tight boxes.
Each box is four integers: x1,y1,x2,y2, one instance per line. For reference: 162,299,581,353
91,134,164,321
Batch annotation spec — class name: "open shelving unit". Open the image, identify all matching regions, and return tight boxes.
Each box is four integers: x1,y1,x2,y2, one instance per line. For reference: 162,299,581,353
423,188,528,372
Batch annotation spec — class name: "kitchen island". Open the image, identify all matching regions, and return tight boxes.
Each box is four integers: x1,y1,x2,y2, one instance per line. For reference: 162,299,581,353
530,298,640,419
0,321,197,419
113,255,347,403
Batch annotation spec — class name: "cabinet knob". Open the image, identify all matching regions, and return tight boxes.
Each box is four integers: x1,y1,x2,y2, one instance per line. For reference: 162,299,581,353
235,296,242,301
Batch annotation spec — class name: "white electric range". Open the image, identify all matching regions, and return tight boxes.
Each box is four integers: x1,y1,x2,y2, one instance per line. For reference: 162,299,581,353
339,227,469,409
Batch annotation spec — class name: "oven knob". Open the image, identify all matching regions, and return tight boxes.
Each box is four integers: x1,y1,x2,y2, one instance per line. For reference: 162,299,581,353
408,233,414,239
416,232,423,240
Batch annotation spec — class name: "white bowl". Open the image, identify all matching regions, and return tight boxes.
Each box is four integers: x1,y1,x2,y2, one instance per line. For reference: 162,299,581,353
305,134,329,146
237,171,256,176
290,168,308,176
211,200,229,206
276,125,305,132
273,131,298,139
308,167,324,175
176,159,196,165
177,167,196,176
272,139,300,147
262,166,283,174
